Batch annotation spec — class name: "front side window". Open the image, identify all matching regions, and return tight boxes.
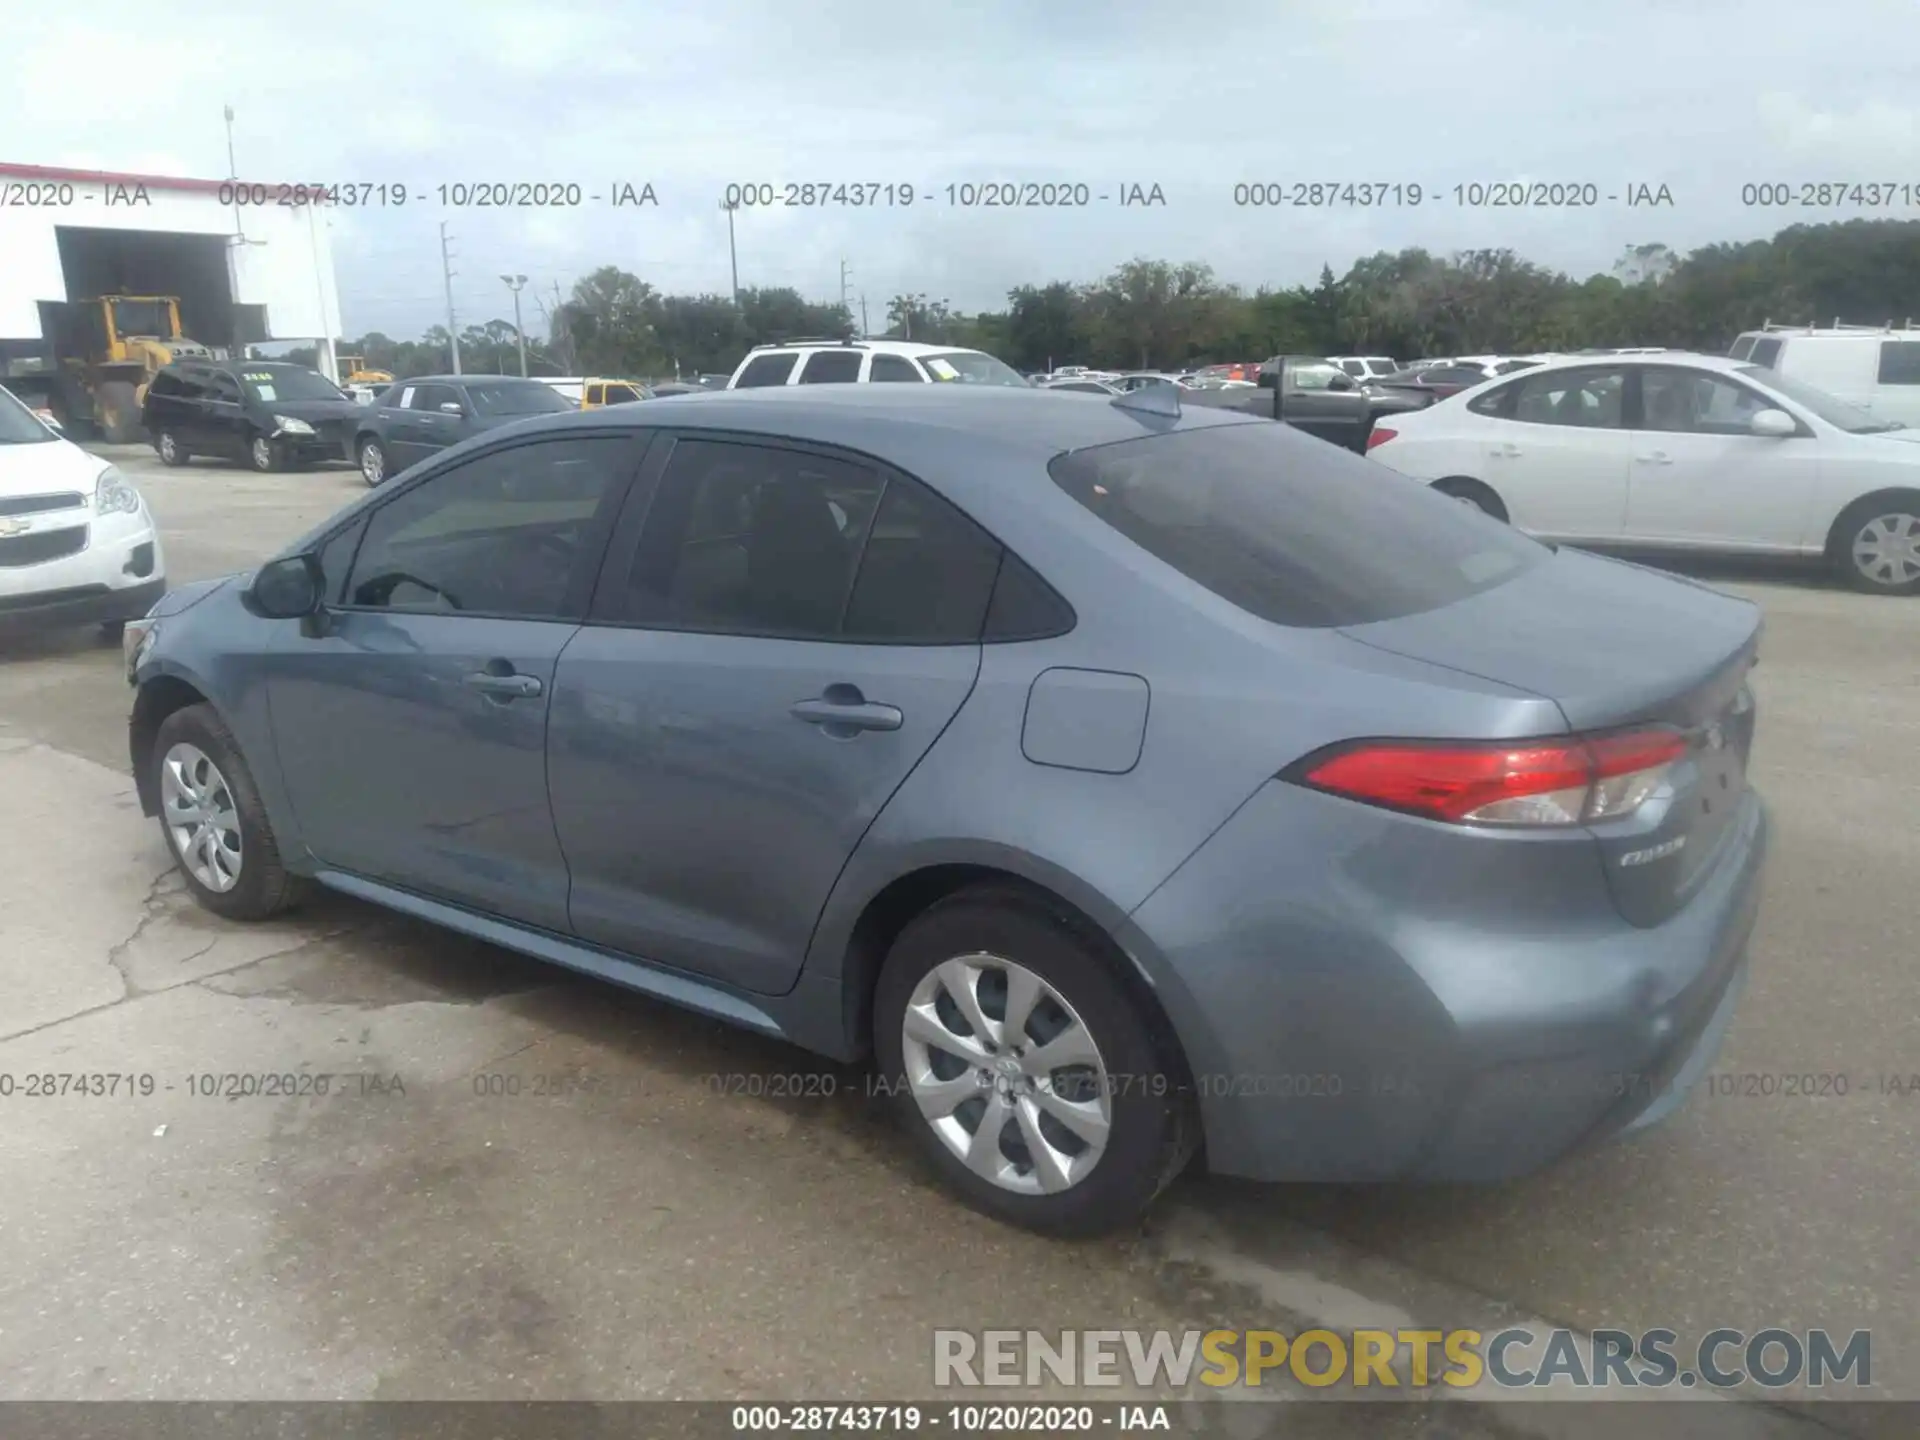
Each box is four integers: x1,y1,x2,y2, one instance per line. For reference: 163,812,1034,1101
1049,420,1545,628
409,384,458,412
206,372,242,402
1288,361,1346,391
1639,369,1776,435
1735,365,1886,433
1509,367,1627,427
343,437,627,619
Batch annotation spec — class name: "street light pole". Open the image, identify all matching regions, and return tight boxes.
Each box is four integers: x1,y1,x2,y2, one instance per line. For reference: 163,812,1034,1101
501,274,529,376
719,200,740,303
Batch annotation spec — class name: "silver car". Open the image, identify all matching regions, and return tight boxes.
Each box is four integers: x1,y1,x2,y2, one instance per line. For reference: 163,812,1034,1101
126,385,1768,1235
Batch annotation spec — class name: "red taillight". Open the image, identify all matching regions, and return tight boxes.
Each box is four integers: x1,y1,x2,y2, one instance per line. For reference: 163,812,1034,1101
1296,729,1686,827
1366,427,1397,450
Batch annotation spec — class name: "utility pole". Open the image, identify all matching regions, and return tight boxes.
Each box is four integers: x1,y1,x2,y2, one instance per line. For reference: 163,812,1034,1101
859,293,869,338
719,200,740,303
839,259,852,330
439,222,462,374
501,274,529,376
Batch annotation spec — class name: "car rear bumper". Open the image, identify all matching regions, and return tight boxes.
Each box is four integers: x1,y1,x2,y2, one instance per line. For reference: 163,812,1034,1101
0,513,166,633
1124,780,1768,1183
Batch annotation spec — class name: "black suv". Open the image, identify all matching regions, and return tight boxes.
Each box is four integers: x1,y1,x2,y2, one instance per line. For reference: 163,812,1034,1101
144,361,364,472
352,375,574,485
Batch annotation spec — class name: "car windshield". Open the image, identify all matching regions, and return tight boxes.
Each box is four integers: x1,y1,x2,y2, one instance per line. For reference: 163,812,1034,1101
1735,365,1898,432
1048,419,1546,627
465,381,576,416
240,368,348,403
0,386,57,444
109,300,171,338
917,350,1029,386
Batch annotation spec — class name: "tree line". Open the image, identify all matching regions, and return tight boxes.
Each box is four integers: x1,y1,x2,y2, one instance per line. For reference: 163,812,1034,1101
295,218,1920,381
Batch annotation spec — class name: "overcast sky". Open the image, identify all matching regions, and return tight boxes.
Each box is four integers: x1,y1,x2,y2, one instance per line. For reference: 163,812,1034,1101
8,0,1919,339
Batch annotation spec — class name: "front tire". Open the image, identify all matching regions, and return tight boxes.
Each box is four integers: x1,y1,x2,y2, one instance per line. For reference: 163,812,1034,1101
358,436,388,486
1830,493,1920,595
248,433,282,473
872,887,1196,1237
156,429,190,466
150,703,304,921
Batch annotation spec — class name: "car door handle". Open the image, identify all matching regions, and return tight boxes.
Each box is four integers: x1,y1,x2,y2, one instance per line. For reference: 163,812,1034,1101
1634,451,1673,465
791,691,902,733
1494,443,1522,457
463,670,542,699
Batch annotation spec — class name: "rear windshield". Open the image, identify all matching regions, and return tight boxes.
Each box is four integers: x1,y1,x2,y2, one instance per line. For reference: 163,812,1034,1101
465,381,574,416
1047,420,1546,627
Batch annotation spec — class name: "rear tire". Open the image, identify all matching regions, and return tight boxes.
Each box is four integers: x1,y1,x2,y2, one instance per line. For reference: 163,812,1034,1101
1433,476,1508,521
1829,492,1920,596
872,886,1197,1237
155,429,190,466
149,703,305,921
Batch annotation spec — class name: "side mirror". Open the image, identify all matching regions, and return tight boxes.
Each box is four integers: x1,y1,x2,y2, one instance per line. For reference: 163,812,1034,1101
1255,371,1277,389
246,554,323,619
439,401,466,415
1749,408,1796,438
1327,373,1356,392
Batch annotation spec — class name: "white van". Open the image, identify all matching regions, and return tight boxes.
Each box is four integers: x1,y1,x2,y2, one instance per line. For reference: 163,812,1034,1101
1729,325,1920,426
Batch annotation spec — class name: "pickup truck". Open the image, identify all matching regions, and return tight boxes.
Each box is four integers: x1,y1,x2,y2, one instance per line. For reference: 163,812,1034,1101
1180,354,1433,451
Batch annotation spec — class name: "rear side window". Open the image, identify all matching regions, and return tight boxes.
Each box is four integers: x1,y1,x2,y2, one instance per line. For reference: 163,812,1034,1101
799,350,862,384
868,354,922,382
1048,421,1546,628
1467,381,1519,418
1748,338,1783,369
734,353,798,387
841,476,1002,641
1877,342,1920,385
149,371,184,398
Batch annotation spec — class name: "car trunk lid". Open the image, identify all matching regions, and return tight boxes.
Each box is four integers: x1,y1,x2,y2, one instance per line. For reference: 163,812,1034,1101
1338,547,1761,925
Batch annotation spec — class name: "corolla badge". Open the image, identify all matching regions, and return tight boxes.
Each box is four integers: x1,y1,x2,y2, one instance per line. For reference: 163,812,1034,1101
1619,835,1687,867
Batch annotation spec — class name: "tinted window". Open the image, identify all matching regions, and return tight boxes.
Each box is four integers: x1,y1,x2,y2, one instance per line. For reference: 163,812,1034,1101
604,384,642,403
148,371,185,398
1048,421,1545,628
466,381,572,416
842,477,1003,642
622,439,883,636
734,353,798,387
798,349,863,384
869,354,922,382
585,385,604,405
1640,368,1777,434
344,437,626,619
1509,367,1626,427
1877,342,1920,385
1729,336,1757,361
410,384,457,411
206,372,242,402
238,367,346,402
315,516,368,604
1338,360,1366,376
1748,337,1783,368
982,552,1075,641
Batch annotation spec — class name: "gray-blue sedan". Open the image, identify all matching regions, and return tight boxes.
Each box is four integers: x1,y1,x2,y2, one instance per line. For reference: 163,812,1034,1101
125,384,1768,1235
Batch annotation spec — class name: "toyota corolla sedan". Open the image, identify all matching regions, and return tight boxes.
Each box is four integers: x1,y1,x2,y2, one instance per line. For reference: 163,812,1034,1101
125,385,1768,1235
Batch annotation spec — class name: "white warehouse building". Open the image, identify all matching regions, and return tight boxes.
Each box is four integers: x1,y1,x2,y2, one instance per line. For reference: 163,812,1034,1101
0,162,346,395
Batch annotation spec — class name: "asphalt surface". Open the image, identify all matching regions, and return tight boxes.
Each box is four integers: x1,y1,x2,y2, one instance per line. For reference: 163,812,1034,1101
0,445,1911,1437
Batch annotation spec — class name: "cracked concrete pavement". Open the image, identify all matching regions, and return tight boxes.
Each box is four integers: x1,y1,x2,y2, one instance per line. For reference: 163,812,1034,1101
0,450,1912,1437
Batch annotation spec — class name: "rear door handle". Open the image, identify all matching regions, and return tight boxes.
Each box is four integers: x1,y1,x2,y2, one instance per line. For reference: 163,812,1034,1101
1634,451,1673,465
463,669,542,699
791,688,902,734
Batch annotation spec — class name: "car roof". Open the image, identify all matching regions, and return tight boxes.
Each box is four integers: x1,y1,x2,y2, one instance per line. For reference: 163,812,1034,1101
486,381,1262,461
1504,352,1750,377
392,374,550,385
741,339,983,358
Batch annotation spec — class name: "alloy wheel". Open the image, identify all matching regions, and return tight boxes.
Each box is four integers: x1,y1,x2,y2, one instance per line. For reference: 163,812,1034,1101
361,443,384,485
251,437,272,471
160,742,243,893
1851,512,1920,589
900,953,1113,1195
159,432,177,463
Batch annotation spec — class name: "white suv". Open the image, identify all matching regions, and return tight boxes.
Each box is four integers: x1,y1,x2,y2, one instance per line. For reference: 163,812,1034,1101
1729,324,1920,428
726,339,1030,389
0,383,166,636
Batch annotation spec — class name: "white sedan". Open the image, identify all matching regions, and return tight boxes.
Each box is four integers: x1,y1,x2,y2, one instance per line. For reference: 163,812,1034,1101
1364,352,1920,595
0,384,166,635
